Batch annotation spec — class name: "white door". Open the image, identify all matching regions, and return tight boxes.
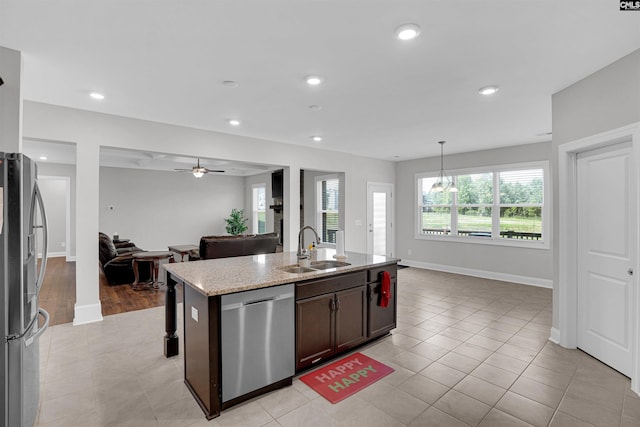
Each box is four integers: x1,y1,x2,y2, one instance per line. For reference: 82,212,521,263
577,142,635,376
367,183,393,257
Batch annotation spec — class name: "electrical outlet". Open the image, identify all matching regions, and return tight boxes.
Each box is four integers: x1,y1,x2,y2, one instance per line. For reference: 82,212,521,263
408,249,412,255
61,242,66,248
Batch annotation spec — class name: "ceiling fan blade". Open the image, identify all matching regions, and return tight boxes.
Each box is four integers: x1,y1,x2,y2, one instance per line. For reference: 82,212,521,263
174,168,193,172
204,168,225,173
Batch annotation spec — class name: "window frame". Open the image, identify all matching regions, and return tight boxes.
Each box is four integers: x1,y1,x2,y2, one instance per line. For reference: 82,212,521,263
251,183,266,234
415,161,550,249
315,174,340,246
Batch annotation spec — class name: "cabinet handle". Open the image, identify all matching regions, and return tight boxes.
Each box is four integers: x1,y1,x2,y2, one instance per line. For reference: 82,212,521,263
335,297,341,312
329,297,335,312
312,357,322,364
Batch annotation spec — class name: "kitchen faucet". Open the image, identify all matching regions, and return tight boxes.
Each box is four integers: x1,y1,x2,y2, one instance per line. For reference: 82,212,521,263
297,225,321,262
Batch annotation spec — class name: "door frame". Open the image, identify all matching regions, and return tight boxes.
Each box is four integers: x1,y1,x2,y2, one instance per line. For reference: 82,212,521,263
366,182,394,257
38,175,71,261
558,122,640,394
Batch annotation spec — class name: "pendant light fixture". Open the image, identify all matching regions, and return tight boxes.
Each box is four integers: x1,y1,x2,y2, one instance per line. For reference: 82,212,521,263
431,141,458,193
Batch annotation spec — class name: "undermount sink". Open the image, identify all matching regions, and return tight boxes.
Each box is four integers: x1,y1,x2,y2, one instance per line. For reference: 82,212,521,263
278,266,316,274
310,260,351,270
277,260,351,274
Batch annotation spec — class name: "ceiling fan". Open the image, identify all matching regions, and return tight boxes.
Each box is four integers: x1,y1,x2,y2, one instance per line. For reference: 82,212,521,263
174,158,224,178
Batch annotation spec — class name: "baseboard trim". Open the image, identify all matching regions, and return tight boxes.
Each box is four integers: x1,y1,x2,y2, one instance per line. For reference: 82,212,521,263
401,259,553,289
549,327,561,345
73,302,103,325
66,255,76,262
39,251,66,258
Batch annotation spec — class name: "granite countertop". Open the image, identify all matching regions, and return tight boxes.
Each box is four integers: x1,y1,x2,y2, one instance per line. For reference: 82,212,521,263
163,248,400,297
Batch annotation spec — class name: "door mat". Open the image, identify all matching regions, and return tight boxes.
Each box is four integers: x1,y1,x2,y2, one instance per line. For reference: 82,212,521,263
299,352,394,404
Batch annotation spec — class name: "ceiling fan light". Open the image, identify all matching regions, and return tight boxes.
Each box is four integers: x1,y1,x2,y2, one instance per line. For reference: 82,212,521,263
449,183,459,193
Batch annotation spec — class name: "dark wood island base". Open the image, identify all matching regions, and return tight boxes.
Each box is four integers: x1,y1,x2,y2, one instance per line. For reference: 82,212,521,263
162,250,398,420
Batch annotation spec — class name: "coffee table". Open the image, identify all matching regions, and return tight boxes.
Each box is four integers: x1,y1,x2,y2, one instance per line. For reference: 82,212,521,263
168,244,198,262
132,251,175,290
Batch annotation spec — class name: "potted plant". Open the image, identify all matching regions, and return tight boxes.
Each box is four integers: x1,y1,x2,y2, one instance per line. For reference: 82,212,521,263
225,208,248,235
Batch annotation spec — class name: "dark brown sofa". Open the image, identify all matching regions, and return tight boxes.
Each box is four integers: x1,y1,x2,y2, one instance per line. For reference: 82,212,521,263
197,232,279,260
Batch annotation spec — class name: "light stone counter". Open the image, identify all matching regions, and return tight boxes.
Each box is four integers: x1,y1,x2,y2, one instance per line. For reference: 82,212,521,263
163,248,399,297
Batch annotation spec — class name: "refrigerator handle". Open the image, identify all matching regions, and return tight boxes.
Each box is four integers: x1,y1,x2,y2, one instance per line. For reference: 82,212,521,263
32,181,49,291
25,308,50,348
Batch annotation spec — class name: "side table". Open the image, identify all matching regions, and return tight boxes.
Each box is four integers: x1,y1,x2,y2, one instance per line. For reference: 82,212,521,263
168,244,199,262
132,251,175,290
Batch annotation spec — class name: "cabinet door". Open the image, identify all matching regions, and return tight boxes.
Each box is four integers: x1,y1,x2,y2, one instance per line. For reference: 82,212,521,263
368,278,397,338
335,286,367,352
296,293,335,370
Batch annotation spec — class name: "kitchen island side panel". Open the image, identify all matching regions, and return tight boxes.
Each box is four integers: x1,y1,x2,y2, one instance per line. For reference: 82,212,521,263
184,284,221,419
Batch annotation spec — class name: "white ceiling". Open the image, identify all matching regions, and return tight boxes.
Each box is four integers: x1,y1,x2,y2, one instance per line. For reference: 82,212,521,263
2,1,640,162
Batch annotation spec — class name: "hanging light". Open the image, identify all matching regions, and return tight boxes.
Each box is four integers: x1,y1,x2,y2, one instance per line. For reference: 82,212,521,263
431,141,458,193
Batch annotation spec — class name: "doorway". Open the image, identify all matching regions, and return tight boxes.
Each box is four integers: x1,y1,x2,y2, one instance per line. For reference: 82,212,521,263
576,143,635,376
37,176,71,260
367,182,393,257
558,122,640,394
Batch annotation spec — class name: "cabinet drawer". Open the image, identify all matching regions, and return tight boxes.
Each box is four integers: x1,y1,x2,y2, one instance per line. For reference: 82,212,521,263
367,264,397,282
296,271,366,300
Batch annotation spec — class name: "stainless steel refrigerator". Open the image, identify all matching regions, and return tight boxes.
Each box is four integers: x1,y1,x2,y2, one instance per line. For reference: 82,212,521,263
0,153,50,427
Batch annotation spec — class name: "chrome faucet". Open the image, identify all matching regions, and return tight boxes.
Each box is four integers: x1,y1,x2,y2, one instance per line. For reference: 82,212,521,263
297,225,321,261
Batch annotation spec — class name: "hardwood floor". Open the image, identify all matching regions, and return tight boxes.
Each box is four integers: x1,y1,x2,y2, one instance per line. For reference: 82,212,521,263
39,256,183,326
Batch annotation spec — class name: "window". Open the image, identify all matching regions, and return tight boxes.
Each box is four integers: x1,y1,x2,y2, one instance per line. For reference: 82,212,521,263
416,162,548,247
252,184,266,234
316,176,339,244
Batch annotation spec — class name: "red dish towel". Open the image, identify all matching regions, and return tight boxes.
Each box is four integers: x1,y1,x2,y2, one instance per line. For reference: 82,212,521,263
379,271,391,308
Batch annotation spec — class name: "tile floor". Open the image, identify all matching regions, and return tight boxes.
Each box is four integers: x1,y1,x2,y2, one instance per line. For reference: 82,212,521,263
35,268,640,427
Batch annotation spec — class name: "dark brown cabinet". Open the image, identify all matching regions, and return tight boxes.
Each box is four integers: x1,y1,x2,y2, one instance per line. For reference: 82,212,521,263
295,293,335,367
295,271,367,371
367,265,397,338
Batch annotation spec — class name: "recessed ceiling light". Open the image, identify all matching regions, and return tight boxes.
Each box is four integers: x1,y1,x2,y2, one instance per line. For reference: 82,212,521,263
310,136,323,142
308,105,323,111
305,76,323,86
89,92,105,100
39,156,47,160
222,80,239,88
394,23,421,40
228,119,241,126
478,86,499,96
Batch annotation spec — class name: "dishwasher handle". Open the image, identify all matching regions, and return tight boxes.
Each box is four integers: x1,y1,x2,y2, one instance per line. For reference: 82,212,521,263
244,296,275,306
221,291,295,311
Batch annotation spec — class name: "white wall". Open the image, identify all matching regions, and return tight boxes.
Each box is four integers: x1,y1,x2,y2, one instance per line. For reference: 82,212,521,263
100,167,245,250
552,48,640,332
37,162,77,258
396,141,553,285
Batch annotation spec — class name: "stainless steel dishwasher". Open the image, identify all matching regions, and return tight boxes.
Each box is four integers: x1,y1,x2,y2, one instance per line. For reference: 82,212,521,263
220,283,295,402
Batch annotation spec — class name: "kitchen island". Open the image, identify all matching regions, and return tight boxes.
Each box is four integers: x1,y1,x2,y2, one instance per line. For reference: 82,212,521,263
163,248,398,419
